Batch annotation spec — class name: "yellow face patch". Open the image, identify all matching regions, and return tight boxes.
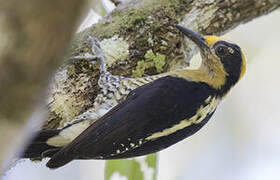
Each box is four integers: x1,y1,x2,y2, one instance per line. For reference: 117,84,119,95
205,36,226,46
205,35,246,82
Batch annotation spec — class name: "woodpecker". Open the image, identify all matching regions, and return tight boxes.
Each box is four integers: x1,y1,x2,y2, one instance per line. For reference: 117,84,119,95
23,25,246,169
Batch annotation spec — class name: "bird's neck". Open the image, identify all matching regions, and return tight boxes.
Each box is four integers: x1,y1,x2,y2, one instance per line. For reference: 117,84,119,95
217,72,240,97
199,63,240,97
171,65,238,97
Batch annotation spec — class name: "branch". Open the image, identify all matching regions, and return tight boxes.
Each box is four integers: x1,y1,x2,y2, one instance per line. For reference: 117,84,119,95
45,0,279,130
0,0,90,174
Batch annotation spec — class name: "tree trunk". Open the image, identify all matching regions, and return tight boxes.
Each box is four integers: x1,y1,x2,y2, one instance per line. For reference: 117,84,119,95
0,0,90,174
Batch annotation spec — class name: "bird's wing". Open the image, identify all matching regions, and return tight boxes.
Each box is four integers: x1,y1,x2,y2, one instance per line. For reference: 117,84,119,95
47,76,214,168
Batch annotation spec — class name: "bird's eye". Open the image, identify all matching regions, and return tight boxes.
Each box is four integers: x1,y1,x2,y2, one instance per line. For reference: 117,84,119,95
215,44,229,57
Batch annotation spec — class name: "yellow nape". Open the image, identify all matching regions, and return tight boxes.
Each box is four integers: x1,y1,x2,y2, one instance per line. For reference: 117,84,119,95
205,36,226,46
239,53,246,80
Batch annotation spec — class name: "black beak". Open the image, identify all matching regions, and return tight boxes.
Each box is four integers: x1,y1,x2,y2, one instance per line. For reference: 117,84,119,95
175,25,208,51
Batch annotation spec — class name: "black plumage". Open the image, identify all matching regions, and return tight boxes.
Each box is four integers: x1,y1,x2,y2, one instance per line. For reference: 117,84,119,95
47,76,216,168
23,130,61,158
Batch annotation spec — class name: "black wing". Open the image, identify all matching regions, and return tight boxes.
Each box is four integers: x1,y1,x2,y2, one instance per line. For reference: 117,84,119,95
47,76,215,168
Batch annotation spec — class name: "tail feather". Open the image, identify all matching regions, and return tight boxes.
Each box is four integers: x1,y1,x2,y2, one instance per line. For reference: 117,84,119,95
46,151,74,169
22,130,62,159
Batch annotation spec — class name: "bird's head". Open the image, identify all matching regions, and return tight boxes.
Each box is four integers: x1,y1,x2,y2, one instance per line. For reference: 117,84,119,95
176,25,246,95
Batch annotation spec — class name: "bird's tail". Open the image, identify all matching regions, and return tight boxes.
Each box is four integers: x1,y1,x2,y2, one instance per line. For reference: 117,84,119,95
46,150,74,169
22,129,62,159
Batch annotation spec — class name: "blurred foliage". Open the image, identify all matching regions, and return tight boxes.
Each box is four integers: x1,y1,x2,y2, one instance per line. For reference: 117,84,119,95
105,154,157,180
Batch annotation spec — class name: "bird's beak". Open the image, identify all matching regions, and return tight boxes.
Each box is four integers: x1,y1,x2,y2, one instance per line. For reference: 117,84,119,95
175,25,209,52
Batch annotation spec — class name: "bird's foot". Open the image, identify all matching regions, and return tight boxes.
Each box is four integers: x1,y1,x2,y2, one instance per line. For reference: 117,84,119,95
70,35,107,74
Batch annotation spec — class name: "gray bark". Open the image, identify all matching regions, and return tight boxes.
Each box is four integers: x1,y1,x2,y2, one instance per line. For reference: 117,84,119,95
0,0,90,174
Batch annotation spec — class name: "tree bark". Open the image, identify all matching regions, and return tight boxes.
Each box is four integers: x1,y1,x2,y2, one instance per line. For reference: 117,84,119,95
45,0,279,130
0,0,90,174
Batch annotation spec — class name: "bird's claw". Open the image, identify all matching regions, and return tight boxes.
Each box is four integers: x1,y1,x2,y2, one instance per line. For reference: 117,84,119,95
70,36,107,74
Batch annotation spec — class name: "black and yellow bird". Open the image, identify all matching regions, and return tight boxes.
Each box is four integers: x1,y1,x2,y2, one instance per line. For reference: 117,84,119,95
23,25,246,169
